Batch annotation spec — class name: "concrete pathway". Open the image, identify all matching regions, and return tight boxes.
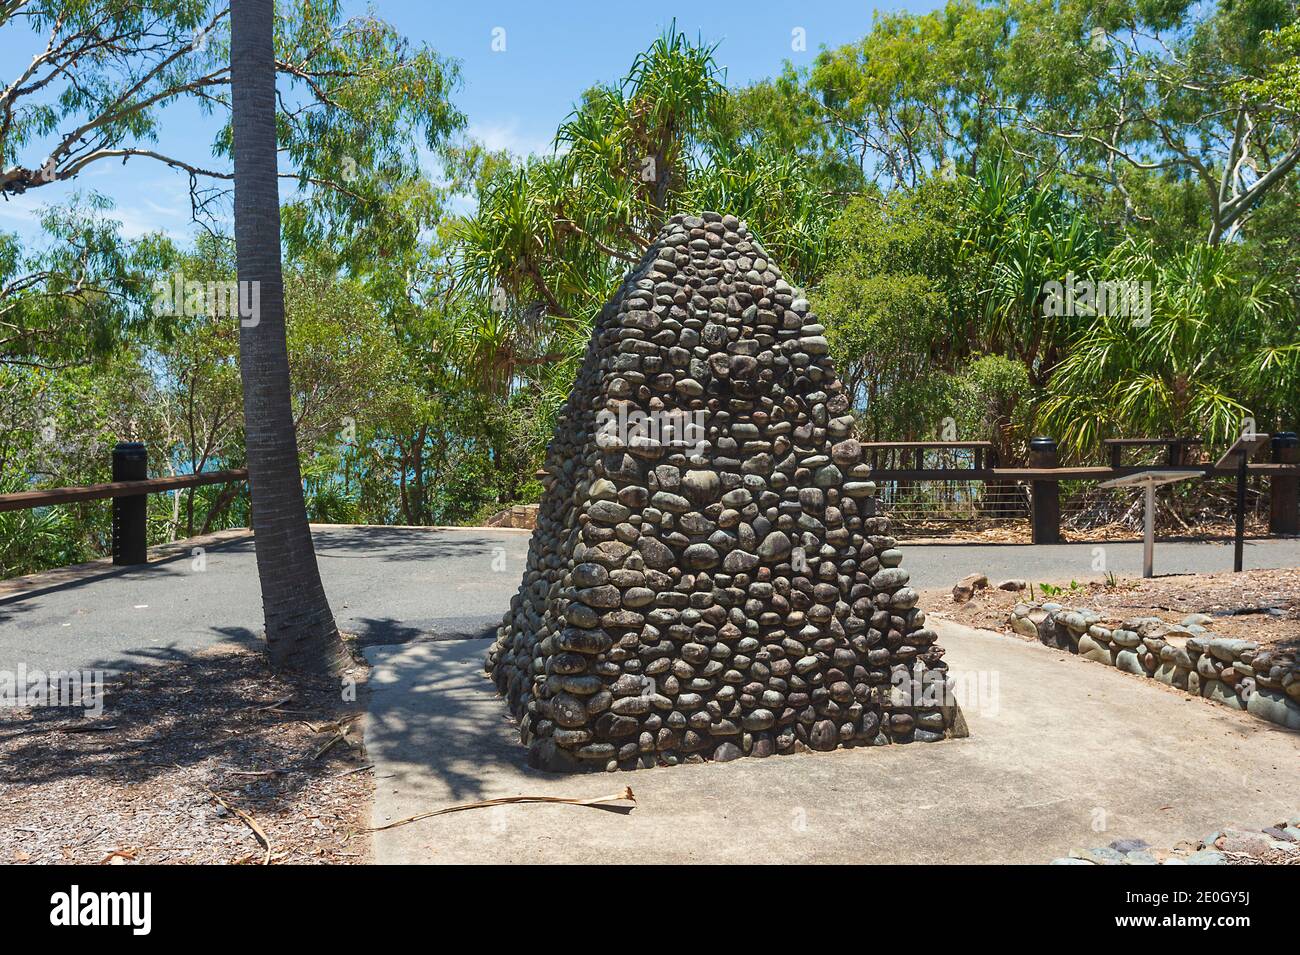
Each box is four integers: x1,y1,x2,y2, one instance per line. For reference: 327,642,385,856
363,620,1299,864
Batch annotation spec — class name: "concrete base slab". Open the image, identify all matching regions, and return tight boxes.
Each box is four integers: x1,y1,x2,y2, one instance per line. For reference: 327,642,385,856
363,620,1299,864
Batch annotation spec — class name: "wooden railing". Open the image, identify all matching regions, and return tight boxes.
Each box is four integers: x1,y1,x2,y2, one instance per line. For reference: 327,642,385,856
863,434,1300,544
3,434,1296,567
0,469,247,513
0,441,248,565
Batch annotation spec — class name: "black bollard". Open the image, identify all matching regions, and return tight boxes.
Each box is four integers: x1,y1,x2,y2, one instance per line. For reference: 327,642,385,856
1028,436,1061,544
111,442,148,565
1270,432,1298,536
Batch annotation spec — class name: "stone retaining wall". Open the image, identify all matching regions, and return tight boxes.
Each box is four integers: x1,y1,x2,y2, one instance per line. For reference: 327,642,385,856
484,504,540,529
1008,602,1300,730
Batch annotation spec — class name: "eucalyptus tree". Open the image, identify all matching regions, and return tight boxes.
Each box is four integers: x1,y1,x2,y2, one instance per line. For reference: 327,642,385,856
1001,0,1300,244
801,0,1014,188
729,0,1300,244
1,1,462,209
1,0,463,362
815,177,965,437
0,199,162,368
2,0,464,670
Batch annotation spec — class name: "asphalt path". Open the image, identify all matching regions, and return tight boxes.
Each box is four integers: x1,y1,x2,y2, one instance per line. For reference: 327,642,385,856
1,525,1296,674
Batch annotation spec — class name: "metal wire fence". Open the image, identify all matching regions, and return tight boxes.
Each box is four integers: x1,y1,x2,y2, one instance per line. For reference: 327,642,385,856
870,439,1280,538
877,480,1028,523
869,444,1026,531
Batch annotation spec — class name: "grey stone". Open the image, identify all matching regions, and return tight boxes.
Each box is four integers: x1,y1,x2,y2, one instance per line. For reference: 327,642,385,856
757,531,791,560
1078,634,1114,666
1109,838,1149,853
1070,846,1126,864
1201,679,1245,710
682,543,720,569
1114,649,1146,676
571,563,608,588
681,469,720,503
588,500,630,524
713,741,742,762
1245,688,1300,729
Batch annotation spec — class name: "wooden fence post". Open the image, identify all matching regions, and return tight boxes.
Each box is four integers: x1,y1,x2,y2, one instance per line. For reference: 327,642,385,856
111,441,149,565
1270,432,1298,536
1029,436,1061,544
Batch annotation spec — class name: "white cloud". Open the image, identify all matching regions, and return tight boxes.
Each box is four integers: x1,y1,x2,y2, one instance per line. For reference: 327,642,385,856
111,205,190,241
0,201,40,224
466,118,553,158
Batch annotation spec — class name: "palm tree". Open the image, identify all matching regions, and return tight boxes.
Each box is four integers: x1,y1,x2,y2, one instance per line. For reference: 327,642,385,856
1038,239,1300,458
230,0,347,675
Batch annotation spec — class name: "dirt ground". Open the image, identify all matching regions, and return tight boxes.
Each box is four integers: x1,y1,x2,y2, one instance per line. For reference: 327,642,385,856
923,567,1300,653
902,517,1272,545
0,643,373,865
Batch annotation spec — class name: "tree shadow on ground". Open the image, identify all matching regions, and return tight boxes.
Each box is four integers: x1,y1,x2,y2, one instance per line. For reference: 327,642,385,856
311,525,531,565
0,634,358,792
0,535,253,608
364,637,557,804
348,616,496,648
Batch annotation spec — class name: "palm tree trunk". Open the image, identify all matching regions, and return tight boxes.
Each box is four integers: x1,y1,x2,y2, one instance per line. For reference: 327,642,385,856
231,0,347,675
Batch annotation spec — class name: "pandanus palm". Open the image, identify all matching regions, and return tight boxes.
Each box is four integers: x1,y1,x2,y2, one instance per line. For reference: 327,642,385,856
230,0,347,674
1038,241,1299,457
451,25,836,425
960,161,1103,386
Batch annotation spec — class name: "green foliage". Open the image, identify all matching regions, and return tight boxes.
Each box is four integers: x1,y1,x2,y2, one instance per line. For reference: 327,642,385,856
807,0,1012,186
1039,241,1300,455
450,23,839,427
0,476,87,577
1234,20,1300,111
817,187,956,438
2,8,1300,577
951,354,1035,457
0,196,168,367
0,0,215,181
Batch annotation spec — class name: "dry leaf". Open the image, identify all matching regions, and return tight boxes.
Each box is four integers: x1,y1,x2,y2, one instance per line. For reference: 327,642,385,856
202,786,272,865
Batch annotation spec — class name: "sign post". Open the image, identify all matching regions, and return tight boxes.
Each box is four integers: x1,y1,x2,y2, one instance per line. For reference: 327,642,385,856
1214,433,1271,572
1097,469,1201,578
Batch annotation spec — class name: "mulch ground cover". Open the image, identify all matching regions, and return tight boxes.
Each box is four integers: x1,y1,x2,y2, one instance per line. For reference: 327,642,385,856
0,642,373,865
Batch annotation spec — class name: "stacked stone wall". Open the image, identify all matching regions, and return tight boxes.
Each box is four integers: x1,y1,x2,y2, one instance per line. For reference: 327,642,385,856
487,212,965,772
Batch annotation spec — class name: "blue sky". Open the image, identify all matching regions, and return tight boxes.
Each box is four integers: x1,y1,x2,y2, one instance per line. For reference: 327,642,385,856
1,0,943,247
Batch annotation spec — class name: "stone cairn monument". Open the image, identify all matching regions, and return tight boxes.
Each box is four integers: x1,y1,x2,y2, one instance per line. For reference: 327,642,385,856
486,212,966,772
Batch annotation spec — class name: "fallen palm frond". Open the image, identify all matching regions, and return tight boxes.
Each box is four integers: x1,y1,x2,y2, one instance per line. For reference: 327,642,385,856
333,763,373,778
299,713,363,734
311,732,350,760
244,695,295,713
368,786,637,832
219,766,285,777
